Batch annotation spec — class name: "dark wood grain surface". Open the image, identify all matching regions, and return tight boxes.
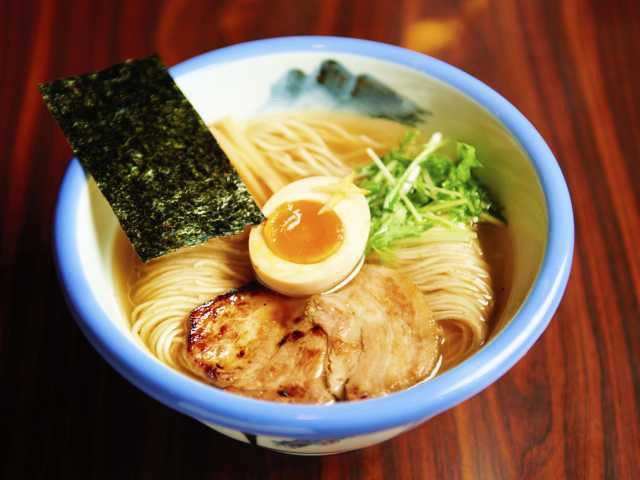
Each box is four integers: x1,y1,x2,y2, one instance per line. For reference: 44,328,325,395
2,0,639,478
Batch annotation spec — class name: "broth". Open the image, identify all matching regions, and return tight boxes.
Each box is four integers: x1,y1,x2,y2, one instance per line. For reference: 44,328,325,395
112,222,513,368
478,223,514,338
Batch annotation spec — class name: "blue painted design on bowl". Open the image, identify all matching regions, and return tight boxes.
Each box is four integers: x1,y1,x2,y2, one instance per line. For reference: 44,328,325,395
267,59,428,125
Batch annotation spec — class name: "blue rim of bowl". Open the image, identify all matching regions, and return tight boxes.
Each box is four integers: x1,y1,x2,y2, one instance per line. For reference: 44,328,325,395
54,36,574,440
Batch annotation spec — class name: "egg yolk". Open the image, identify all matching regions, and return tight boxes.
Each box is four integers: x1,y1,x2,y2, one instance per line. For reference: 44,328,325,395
263,200,344,264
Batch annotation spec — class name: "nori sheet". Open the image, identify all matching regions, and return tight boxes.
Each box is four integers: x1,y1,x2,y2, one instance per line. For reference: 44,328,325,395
40,55,264,261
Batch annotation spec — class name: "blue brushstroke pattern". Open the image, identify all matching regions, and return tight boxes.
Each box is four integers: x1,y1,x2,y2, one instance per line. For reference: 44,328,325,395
271,437,340,448
268,60,429,125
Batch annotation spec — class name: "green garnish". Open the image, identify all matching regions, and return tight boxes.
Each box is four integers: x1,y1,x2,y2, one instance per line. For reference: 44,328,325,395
357,132,503,261
40,55,264,261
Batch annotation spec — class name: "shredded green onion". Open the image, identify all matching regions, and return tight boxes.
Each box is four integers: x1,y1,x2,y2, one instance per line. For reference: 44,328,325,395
357,131,504,259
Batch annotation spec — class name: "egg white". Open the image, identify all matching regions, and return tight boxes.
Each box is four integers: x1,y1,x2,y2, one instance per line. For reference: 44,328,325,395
249,176,370,297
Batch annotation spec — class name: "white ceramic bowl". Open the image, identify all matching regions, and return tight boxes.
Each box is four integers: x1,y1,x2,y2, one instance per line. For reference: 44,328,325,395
54,37,573,455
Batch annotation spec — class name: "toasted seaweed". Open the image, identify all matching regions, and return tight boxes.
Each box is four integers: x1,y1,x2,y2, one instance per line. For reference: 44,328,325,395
270,60,429,125
40,55,264,261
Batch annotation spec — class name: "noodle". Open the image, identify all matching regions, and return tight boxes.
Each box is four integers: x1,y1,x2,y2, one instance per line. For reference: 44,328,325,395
212,112,406,205
389,228,493,367
121,111,495,379
128,233,253,373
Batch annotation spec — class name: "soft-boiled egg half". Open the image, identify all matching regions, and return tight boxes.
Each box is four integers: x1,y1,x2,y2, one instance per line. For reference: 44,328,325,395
249,175,371,297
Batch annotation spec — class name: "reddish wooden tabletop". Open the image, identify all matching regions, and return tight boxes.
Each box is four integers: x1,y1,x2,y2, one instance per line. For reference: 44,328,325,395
2,0,639,478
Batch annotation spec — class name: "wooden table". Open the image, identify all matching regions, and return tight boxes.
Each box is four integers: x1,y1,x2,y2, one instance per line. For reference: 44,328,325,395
2,0,639,478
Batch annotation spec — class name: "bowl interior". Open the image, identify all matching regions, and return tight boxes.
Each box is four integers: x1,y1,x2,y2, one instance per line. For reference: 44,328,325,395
74,51,547,388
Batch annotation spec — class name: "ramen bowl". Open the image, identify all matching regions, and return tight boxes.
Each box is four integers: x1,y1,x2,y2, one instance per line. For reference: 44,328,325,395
54,36,573,455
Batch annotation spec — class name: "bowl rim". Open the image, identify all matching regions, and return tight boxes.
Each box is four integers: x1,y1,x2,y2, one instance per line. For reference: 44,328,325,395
54,35,574,439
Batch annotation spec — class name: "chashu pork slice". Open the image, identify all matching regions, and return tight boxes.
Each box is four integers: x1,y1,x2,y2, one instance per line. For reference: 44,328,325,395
186,265,441,403
305,264,441,400
185,285,333,403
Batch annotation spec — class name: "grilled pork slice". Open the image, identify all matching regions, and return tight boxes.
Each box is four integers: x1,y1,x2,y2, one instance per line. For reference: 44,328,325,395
186,266,441,403
305,265,441,400
185,285,333,403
